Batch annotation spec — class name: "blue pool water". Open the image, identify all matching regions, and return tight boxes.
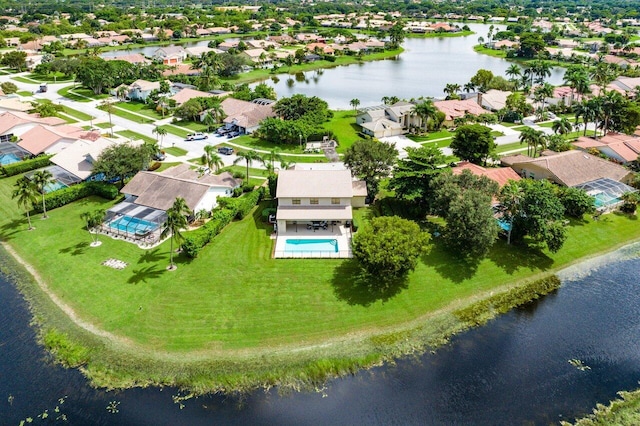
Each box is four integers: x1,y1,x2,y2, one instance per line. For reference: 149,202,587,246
594,193,620,208
109,216,158,234
285,239,339,253
0,153,20,165
497,218,511,232
43,180,67,193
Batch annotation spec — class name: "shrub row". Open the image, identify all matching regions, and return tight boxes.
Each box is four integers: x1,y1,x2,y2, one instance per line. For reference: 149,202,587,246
454,275,562,326
0,155,53,177
181,188,263,258
33,181,120,213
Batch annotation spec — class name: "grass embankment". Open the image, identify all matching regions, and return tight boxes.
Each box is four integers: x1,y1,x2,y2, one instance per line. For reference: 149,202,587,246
222,48,403,85
0,166,639,393
115,102,164,121
115,130,156,144
57,86,108,102
562,389,640,425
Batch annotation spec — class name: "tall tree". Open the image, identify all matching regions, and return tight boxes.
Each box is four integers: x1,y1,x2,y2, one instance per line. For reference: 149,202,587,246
552,117,573,135
152,126,168,147
93,143,153,187
201,145,224,173
519,127,546,157
233,150,261,184
350,98,360,112
450,124,496,166
412,99,438,132
31,170,55,219
161,197,191,271
343,139,398,199
12,177,38,230
497,180,523,244
80,209,105,246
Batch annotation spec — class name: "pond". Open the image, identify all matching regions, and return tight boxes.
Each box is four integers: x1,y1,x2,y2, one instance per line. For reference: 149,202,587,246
1,244,639,424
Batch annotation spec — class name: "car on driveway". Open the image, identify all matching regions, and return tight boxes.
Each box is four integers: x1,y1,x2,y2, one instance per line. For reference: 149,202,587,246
185,132,208,141
217,146,234,155
152,152,166,161
227,131,240,138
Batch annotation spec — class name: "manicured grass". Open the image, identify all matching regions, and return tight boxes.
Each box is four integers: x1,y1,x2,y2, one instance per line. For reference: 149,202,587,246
57,86,109,102
490,130,505,137
537,121,556,128
496,142,528,155
116,130,156,144
161,125,190,138
153,161,182,173
94,122,112,129
564,129,597,140
473,45,507,58
60,105,93,122
115,101,164,120
511,125,528,131
408,130,454,142
500,122,521,128
58,114,79,124
26,72,74,83
324,110,361,152
17,90,33,97
163,146,188,156
174,120,209,132
12,76,39,84
108,106,155,124
219,164,269,179
228,134,303,154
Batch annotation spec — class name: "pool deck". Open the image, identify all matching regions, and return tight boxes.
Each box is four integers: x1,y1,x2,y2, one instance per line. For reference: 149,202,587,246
273,225,353,259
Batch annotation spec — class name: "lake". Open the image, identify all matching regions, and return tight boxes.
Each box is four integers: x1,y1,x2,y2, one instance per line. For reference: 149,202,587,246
255,23,565,109
1,244,639,425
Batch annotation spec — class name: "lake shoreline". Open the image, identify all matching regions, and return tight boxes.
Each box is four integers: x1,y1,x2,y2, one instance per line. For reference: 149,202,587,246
2,230,640,395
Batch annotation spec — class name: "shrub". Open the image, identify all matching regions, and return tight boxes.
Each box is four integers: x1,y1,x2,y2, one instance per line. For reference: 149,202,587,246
33,181,119,212
148,161,161,171
261,207,277,221
0,155,53,177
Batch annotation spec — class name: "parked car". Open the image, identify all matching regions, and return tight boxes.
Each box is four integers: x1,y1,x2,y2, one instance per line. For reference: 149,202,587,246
185,132,208,141
152,152,166,161
227,131,240,139
217,146,234,155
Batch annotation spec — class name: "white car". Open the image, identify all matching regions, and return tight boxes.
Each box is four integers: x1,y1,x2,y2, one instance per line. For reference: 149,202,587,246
185,132,208,141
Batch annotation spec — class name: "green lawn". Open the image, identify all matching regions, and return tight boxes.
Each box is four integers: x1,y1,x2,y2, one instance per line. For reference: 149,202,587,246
164,146,188,156
17,90,33,97
537,121,556,128
60,105,93,122
408,130,454,142
153,161,182,173
473,45,507,58
57,86,108,102
108,107,155,124
324,110,361,152
26,72,74,83
2,172,640,360
12,76,39,84
174,121,208,132
161,125,190,138
496,142,528,155
115,102,164,121
219,164,270,179
116,130,156,144
94,122,112,129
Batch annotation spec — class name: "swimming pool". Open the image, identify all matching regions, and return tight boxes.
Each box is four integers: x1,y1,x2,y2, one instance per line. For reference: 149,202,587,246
108,216,159,235
284,239,339,253
593,192,620,208
43,180,68,193
0,153,20,166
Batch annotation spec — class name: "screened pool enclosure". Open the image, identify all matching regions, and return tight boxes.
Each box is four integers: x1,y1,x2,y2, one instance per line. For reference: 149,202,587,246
101,202,167,245
574,178,637,211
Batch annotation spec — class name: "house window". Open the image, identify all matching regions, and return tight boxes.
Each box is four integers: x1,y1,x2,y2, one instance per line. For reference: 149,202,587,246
310,198,319,205
331,198,340,205
292,199,301,205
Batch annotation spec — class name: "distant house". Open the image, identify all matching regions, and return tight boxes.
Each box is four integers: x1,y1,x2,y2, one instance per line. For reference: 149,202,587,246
169,88,217,107
356,102,417,138
103,53,150,65
152,46,187,65
573,134,640,165
121,163,242,213
434,98,491,125
215,98,276,134
17,125,80,155
0,111,66,143
240,48,271,66
478,90,512,112
125,79,162,101
452,161,521,204
49,137,116,181
500,150,634,187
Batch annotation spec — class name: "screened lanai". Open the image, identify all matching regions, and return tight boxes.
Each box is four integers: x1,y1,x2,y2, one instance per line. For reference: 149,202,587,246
574,178,638,211
101,201,167,245
0,142,30,166
25,165,82,193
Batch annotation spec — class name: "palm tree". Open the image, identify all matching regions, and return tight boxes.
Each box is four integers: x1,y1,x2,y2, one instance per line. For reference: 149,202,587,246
100,99,115,137
233,150,261,185
443,83,461,99
201,112,217,132
533,83,554,118
160,197,191,271
207,98,225,123
201,145,224,173
152,126,168,147
80,209,105,246
505,64,521,82
519,127,545,157
12,177,38,230
574,100,595,137
498,180,524,245
552,117,573,135
349,98,360,113
31,170,55,219
261,149,283,173
116,85,128,101
463,82,475,93
412,99,438,132
530,60,552,85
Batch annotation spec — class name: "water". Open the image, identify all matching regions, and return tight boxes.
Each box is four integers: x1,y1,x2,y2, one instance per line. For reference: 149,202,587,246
1,247,640,424
108,216,158,234
255,24,566,109
285,238,339,253
0,152,20,165
44,180,68,193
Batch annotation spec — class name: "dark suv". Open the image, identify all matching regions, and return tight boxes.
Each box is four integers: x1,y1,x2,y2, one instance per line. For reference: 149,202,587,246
217,146,234,155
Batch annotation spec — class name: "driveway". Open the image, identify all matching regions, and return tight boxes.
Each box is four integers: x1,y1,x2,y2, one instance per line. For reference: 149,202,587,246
378,135,422,158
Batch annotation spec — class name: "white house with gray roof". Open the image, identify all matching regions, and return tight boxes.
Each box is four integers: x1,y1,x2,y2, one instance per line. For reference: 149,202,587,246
356,101,419,138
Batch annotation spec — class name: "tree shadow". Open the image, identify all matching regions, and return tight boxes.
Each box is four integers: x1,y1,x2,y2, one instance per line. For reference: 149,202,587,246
487,240,553,275
331,259,409,307
58,241,89,256
137,248,164,264
0,218,28,241
251,202,275,237
127,265,164,284
421,243,482,283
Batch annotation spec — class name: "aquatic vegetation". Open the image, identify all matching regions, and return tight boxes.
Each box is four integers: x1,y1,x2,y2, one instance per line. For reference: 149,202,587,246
569,359,591,371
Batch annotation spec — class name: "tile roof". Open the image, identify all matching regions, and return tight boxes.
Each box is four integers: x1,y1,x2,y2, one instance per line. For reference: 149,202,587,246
276,169,354,198
0,111,65,135
17,124,78,155
452,161,521,187
434,98,490,121
221,98,275,129
169,88,216,106
50,137,116,180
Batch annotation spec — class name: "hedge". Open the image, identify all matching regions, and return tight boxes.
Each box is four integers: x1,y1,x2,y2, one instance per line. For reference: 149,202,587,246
181,188,263,258
33,181,120,213
0,155,53,177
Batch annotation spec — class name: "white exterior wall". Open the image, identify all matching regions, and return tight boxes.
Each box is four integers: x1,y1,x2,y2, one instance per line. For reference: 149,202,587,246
193,187,234,212
43,138,76,155
278,197,351,207
4,123,38,138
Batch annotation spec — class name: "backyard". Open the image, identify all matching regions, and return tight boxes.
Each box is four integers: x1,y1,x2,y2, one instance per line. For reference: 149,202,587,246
1,171,640,390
